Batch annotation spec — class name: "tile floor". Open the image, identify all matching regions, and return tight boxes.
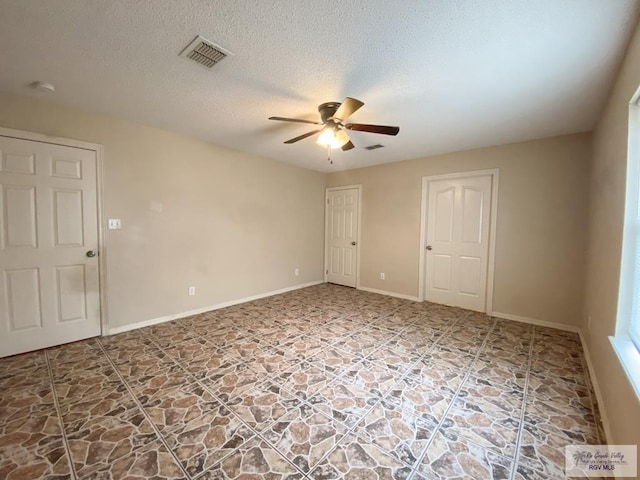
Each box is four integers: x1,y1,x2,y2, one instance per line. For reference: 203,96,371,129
0,284,604,479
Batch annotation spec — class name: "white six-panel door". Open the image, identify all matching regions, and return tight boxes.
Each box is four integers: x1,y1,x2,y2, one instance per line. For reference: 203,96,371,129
425,174,492,311
326,188,359,287
0,136,101,357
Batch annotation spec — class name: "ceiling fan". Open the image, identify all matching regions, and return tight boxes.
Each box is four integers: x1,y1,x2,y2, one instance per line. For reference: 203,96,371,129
268,97,399,151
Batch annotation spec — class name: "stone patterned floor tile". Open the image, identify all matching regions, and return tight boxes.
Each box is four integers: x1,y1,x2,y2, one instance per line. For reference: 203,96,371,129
526,370,591,407
309,379,381,428
226,381,302,432
0,284,605,480
270,337,325,363
261,402,348,473
218,337,270,361
84,439,187,479
366,346,422,374
386,333,436,356
163,404,255,477
418,430,513,480
307,346,361,377
457,376,525,415
64,398,158,478
46,339,105,371
198,436,303,480
198,362,263,400
200,330,256,351
148,327,201,349
244,349,302,378
52,365,124,407
253,328,302,348
353,402,437,468
341,359,403,397
516,421,573,479
56,379,132,421
117,358,193,395
308,432,414,480
418,346,476,371
314,320,358,336
470,354,528,387
383,372,458,425
275,362,337,401
0,385,72,480
441,396,520,458
100,335,161,365
484,326,532,353
436,336,485,357
333,332,382,357
137,379,221,435
0,352,50,393
165,343,242,381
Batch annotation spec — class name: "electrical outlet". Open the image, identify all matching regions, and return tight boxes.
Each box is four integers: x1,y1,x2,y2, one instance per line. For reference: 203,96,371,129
294,268,299,276
108,218,121,230
188,286,195,296
380,273,385,280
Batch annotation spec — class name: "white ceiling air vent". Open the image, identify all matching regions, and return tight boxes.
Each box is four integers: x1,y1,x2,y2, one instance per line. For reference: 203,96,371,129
364,144,385,151
179,35,232,69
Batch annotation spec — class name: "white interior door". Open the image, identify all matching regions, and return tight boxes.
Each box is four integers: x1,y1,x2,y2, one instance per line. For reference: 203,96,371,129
0,136,101,357
425,174,492,311
326,187,359,287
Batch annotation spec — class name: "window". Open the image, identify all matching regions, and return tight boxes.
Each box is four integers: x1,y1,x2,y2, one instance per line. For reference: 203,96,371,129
611,90,640,399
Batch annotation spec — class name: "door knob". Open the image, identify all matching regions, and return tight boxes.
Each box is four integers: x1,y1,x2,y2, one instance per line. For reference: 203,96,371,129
86,250,97,258
426,245,433,251
351,241,357,246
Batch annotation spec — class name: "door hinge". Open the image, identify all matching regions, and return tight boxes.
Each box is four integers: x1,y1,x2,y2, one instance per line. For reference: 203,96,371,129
326,269,328,274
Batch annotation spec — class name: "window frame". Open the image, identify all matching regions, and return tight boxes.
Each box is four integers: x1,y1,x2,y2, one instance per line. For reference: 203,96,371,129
610,88,640,400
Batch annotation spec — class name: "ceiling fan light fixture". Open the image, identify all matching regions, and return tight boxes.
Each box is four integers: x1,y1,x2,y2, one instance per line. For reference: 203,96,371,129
317,126,350,149
317,127,341,149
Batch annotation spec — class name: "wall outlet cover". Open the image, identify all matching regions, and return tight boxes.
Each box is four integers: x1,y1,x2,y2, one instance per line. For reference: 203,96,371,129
108,218,121,230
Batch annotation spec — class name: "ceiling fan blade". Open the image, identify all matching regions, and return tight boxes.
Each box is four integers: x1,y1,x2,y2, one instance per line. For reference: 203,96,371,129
332,97,364,122
269,116,322,125
345,123,399,136
341,140,355,151
284,129,321,144
335,129,351,147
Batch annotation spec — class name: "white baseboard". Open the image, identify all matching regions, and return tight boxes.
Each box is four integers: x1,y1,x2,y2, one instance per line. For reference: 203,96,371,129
107,280,324,335
357,286,420,302
579,331,613,444
491,311,580,333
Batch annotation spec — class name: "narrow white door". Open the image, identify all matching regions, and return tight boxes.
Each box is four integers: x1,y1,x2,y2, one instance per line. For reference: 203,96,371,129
0,136,101,358
326,188,359,287
425,174,492,311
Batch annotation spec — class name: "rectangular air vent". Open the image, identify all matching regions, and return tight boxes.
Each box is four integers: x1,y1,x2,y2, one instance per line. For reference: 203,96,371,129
180,35,232,69
364,144,385,151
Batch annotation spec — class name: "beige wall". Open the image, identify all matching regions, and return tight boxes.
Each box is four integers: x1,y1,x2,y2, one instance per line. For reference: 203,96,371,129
0,92,326,330
583,20,640,445
328,133,591,328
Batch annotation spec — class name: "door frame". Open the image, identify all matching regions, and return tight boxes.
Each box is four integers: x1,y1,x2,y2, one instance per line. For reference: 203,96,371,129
418,169,499,313
0,127,108,335
324,185,362,288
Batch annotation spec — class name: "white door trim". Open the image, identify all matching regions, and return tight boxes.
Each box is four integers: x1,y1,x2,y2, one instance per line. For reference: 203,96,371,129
418,169,499,314
0,126,108,335
324,185,362,288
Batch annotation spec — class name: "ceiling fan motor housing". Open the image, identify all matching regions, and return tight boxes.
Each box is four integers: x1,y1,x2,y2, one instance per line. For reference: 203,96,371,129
318,102,341,124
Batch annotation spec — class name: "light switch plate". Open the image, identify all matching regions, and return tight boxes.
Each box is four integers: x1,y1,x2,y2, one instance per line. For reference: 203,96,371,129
108,218,121,230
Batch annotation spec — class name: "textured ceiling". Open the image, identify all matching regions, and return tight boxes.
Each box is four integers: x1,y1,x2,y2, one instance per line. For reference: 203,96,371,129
0,1,638,172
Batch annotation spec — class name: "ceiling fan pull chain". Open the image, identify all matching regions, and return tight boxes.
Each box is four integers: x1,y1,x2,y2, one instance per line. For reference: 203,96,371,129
327,146,333,164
